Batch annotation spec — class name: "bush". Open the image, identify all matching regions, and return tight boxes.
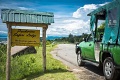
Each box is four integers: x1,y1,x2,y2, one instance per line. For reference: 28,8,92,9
0,45,7,80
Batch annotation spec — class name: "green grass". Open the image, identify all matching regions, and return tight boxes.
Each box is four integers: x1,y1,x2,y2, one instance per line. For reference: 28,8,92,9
0,45,77,80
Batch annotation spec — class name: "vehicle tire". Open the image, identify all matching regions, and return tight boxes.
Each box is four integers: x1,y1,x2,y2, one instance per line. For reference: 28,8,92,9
103,57,118,80
75,43,79,54
75,46,78,54
77,50,85,66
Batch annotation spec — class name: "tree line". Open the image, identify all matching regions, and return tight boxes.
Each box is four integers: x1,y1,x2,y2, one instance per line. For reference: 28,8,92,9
54,33,89,43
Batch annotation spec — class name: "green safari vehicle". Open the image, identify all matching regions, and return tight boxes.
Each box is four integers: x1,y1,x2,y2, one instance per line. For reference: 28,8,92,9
75,0,120,80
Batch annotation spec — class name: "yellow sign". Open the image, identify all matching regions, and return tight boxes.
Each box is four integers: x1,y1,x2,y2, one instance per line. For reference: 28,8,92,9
11,29,40,46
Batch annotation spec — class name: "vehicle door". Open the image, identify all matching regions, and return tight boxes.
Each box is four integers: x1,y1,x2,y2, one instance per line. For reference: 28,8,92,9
84,34,95,60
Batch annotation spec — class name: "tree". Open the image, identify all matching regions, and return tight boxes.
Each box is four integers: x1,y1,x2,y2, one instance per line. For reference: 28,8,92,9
97,22,105,41
98,22,105,30
68,33,74,43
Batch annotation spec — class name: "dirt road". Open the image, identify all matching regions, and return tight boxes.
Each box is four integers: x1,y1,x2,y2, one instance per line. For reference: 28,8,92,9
51,44,105,80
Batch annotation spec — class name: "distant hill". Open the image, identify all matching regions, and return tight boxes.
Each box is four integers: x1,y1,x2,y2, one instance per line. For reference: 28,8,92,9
0,38,7,42
0,32,7,37
47,36,63,40
0,33,65,41
0,32,7,42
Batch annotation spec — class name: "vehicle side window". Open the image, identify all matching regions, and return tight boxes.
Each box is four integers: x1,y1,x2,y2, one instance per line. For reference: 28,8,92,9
87,34,93,42
108,7,118,27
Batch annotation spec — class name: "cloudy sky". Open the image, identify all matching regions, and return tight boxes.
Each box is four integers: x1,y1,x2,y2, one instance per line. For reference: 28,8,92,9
0,0,112,37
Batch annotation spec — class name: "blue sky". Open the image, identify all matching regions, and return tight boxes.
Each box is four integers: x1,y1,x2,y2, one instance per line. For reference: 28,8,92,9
0,0,112,37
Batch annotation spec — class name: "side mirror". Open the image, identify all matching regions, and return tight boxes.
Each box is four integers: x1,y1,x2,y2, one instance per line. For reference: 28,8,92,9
83,38,86,42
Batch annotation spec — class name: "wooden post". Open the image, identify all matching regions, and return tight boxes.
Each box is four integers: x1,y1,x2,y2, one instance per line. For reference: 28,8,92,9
42,26,47,72
6,23,12,80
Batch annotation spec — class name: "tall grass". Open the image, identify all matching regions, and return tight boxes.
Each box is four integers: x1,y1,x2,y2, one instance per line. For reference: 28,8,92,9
0,45,7,80
0,44,77,80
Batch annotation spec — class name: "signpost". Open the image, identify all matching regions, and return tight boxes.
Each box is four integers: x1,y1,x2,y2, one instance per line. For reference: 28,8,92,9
1,9,54,80
11,29,40,46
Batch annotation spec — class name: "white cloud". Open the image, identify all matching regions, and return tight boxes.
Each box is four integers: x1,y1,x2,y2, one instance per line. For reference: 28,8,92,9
48,4,97,36
47,27,69,36
61,19,89,31
18,7,35,10
72,9,82,18
0,31,7,33
0,19,7,31
0,31,7,37
99,2,109,6
47,17,90,36
0,2,108,37
47,2,108,36
72,4,97,18
18,7,29,10
83,4,97,10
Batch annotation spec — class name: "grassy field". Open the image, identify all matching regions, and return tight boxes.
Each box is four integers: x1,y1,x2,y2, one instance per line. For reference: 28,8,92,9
0,44,77,80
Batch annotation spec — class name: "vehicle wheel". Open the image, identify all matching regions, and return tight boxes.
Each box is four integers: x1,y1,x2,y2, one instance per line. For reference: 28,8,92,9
103,57,118,80
75,43,79,54
77,50,84,66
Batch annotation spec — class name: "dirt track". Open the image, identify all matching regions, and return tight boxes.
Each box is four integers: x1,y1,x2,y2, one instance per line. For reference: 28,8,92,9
51,44,105,80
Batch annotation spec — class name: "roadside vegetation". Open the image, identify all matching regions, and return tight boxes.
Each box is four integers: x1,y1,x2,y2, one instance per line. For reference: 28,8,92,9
54,33,89,43
0,43,77,80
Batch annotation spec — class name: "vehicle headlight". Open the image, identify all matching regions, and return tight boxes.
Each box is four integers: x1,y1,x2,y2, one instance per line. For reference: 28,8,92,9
76,44,79,47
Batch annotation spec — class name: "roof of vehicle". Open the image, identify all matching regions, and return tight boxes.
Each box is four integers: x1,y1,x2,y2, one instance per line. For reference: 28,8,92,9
87,0,120,16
